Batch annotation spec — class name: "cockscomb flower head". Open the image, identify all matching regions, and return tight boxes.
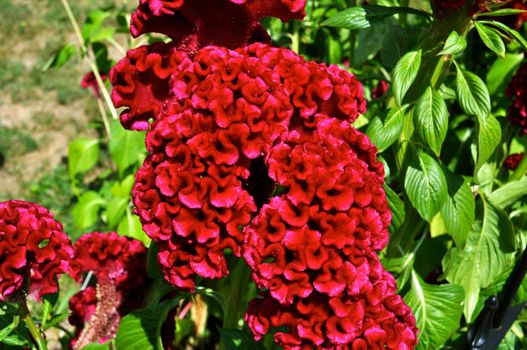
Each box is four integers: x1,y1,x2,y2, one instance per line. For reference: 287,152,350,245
507,63,527,136
130,0,305,51
0,200,75,301
246,259,418,349
69,232,148,348
113,43,366,291
81,72,108,99
504,152,525,170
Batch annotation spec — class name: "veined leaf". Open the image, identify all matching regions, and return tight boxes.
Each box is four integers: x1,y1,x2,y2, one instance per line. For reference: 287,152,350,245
68,138,100,178
488,177,527,209
440,170,475,247
393,50,422,105
110,120,146,176
321,5,431,30
479,19,527,51
443,195,515,322
455,64,491,118
405,271,464,350
72,191,106,230
475,21,506,57
437,31,467,56
475,114,501,172
384,184,406,233
404,148,448,222
414,87,448,156
366,105,408,152
477,8,527,17
115,298,185,350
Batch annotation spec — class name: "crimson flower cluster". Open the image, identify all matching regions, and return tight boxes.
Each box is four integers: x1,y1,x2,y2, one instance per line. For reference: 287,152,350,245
507,63,527,136
504,153,525,170
81,72,108,99
111,0,417,348
130,0,305,51
69,232,148,348
0,200,75,301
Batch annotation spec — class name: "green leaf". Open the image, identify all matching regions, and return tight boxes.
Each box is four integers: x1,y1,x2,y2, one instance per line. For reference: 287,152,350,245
475,22,506,57
43,44,77,71
321,5,431,30
476,114,501,171
392,50,422,105
455,65,491,118
443,195,515,322
440,170,475,247
115,298,185,350
384,184,406,233
366,105,408,152
477,8,527,17
72,191,106,229
404,271,464,350
486,53,524,95
488,177,527,209
82,343,111,350
109,120,146,176
414,87,449,156
68,138,100,178
479,20,527,51
106,197,128,229
404,149,448,222
82,9,111,43
118,209,150,244
437,31,467,56
219,327,266,350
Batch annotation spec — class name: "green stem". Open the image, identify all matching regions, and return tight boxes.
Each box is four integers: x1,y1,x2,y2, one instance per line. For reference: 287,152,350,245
19,300,47,350
60,0,119,130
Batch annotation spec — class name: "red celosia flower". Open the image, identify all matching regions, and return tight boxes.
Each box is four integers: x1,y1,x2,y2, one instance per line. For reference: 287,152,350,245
245,254,418,349
113,43,367,292
0,200,75,301
372,80,389,99
111,1,417,347
507,63,527,136
130,0,305,51
70,232,148,348
81,72,108,99
504,152,525,170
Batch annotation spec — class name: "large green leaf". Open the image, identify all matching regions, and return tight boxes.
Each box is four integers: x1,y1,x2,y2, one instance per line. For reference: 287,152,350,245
488,177,527,209
321,5,430,30
486,53,524,95
437,31,467,56
414,87,448,156
392,50,422,105
475,21,505,57
440,170,475,247
479,20,527,51
404,271,464,350
443,196,515,322
110,120,146,176
475,114,501,171
115,298,185,350
366,105,408,152
68,137,100,178
118,209,150,245
404,149,448,222
72,191,106,229
455,65,491,118
384,184,406,233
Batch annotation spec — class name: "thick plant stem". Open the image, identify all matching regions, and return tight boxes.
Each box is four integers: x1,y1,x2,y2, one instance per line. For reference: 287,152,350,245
19,299,48,350
59,0,119,132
